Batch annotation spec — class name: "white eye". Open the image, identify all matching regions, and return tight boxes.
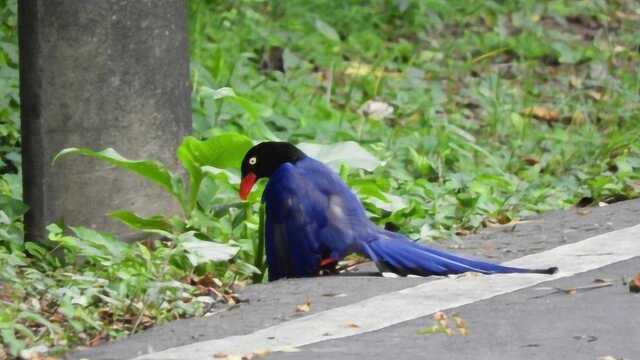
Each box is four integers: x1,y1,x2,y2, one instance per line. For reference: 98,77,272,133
249,157,257,165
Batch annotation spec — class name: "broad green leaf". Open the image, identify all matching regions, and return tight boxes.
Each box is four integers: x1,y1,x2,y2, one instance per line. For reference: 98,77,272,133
366,192,407,212
201,166,241,184
177,133,252,211
109,210,173,233
53,148,182,201
298,141,381,172
177,133,252,170
314,18,340,42
177,232,239,264
0,194,27,221
69,226,127,260
198,86,236,100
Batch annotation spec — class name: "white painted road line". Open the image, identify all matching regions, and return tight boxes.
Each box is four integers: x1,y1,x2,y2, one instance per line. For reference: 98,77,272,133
134,224,640,360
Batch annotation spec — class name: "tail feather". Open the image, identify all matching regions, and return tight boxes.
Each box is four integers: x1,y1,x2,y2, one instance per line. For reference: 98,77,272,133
365,231,557,276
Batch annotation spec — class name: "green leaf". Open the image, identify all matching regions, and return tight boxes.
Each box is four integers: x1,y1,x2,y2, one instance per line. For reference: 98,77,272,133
298,141,381,171
177,133,252,212
198,86,236,100
177,232,239,264
0,194,27,221
314,18,340,42
178,133,253,170
69,226,127,260
109,210,173,233
53,147,183,203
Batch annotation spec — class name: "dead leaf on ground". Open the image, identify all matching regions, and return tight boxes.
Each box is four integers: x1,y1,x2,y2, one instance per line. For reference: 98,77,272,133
452,313,468,336
433,311,447,321
587,90,607,101
569,75,583,88
213,353,243,360
87,332,106,347
522,156,539,166
295,297,311,313
253,349,272,357
345,321,360,329
322,292,347,298
418,312,466,336
532,281,613,298
571,110,586,125
523,106,560,123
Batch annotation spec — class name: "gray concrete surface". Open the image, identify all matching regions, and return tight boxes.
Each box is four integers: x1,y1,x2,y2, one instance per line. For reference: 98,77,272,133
277,258,639,360
69,199,640,359
18,0,191,241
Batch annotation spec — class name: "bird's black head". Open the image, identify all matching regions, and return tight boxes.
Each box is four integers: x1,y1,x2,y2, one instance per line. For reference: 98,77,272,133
239,141,305,200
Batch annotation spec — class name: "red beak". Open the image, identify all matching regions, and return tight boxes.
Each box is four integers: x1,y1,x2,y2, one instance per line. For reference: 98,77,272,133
239,172,257,200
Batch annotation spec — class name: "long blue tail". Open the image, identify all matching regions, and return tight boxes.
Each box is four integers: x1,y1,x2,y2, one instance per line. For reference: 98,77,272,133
363,231,557,276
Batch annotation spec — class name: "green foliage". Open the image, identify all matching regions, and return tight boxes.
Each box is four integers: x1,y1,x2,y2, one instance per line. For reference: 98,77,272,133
189,0,640,238
1,0,640,355
0,224,226,356
54,132,257,271
177,133,253,213
0,0,19,169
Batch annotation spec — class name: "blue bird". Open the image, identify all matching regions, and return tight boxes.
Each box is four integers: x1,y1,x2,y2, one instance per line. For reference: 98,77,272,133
239,142,557,281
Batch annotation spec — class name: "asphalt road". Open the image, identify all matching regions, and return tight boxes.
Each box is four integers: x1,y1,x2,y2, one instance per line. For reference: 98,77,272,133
69,199,640,360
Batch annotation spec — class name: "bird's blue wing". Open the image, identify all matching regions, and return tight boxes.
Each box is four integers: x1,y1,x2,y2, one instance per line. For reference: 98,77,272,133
262,163,331,281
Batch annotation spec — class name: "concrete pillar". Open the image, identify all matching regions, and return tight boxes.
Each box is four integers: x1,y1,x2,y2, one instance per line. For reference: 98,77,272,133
18,0,191,241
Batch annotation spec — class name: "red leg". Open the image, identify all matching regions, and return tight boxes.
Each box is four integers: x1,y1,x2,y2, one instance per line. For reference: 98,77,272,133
320,258,337,267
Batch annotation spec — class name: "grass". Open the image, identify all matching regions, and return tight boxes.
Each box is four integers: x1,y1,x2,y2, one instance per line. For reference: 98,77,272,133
1,0,640,357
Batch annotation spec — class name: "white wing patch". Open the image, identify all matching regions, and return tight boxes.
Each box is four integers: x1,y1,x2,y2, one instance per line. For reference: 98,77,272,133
328,195,347,226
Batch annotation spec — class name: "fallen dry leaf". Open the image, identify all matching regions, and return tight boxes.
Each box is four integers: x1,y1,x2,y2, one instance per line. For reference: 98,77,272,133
345,321,360,329
87,332,106,347
253,349,272,357
213,354,243,360
358,100,394,120
522,156,539,166
564,288,577,295
295,298,311,313
569,75,583,88
452,314,468,336
433,312,447,321
587,90,606,101
321,292,347,298
523,106,560,123
418,312,468,337
571,110,586,125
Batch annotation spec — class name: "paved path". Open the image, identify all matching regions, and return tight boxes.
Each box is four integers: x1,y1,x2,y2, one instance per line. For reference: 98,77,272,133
70,199,640,360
